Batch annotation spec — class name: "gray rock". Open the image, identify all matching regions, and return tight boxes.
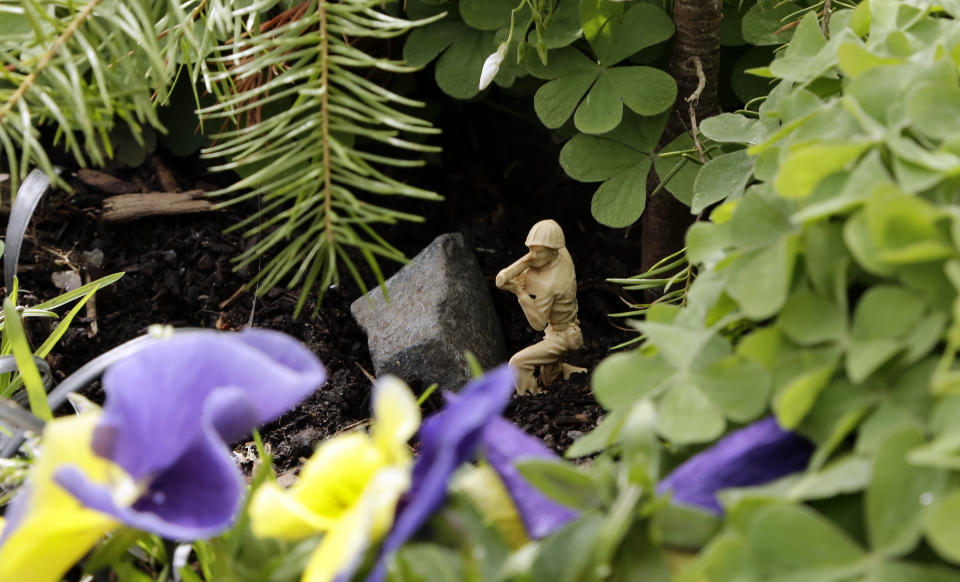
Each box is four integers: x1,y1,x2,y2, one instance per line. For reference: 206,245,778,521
351,233,506,392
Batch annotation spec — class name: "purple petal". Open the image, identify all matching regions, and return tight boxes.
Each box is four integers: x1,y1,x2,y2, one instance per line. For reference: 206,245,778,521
482,417,577,538
55,408,245,540
64,329,324,538
365,365,515,582
94,328,326,481
0,485,31,547
657,416,814,514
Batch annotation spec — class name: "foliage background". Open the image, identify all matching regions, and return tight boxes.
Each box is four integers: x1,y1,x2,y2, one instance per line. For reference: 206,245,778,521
6,0,960,580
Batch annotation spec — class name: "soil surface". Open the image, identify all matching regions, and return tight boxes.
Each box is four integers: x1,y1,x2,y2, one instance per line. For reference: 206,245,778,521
10,88,647,471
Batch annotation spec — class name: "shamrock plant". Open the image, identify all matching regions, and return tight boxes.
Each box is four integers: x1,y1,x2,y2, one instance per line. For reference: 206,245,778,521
580,0,960,577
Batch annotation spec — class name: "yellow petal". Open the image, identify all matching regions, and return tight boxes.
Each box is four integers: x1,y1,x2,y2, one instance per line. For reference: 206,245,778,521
371,376,419,463
249,433,385,540
248,481,335,540
296,433,385,516
0,413,118,582
302,468,409,582
453,464,529,549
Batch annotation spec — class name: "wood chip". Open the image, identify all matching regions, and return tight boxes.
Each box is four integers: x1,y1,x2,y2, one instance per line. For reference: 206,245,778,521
76,168,138,194
101,190,214,222
152,155,179,193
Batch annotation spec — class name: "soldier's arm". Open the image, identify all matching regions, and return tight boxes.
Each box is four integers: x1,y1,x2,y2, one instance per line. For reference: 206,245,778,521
517,291,554,331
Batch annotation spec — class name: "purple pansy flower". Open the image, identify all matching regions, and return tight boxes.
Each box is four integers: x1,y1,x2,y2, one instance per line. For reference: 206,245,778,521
365,365,515,582
55,328,326,540
482,417,578,538
657,416,814,514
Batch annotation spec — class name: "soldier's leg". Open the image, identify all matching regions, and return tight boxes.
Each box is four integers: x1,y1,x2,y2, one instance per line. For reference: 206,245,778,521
509,336,566,395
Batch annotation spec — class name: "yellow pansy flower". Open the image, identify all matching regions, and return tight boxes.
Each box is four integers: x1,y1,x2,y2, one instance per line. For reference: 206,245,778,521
0,412,118,582
248,376,420,582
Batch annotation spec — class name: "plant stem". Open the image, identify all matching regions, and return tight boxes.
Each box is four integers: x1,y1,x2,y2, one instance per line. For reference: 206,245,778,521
320,0,334,242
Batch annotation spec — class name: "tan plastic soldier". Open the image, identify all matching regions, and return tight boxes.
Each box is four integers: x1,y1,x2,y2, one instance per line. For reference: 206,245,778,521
496,219,586,395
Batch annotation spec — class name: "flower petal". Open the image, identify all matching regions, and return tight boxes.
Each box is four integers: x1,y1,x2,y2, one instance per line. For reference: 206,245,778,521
304,468,409,582
57,420,245,540
371,376,419,464
482,417,577,538
0,414,117,582
657,416,814,513
94,329,326,480
366,365,515,582
250,433,384,540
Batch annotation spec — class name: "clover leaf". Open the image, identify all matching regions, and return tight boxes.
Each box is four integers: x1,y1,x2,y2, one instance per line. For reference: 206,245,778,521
404,0,527,99
559,112,667,227
527,2,676,134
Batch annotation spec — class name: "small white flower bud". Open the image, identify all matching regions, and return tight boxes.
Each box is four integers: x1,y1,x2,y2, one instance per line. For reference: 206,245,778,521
479,43,509,91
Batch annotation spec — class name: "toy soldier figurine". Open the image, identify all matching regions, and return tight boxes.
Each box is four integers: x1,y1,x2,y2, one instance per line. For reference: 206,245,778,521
496,219,586,395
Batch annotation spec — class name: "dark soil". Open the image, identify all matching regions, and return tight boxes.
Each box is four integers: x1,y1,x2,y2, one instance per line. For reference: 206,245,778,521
10,92,647,471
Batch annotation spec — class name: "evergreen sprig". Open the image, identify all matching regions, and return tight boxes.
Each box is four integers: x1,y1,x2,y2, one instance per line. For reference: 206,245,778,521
191,0,443,316
0,0,171,193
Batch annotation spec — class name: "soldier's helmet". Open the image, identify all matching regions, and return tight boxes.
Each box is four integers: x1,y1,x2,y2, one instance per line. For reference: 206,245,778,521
525,219,565,249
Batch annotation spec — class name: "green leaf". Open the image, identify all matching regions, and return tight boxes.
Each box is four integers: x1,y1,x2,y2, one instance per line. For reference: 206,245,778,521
579,0,623,65
726,235,799,320
749,505,866,580
909,84,960,141
777,292,845,345
532,513,603,582
781,11,827,57
4,296,51,421
691,149,755,214
404,21,462,66
591,351,673,410
652,504,721,549
784,454,873,500
540,0,583,49
844,210,896,277
729,189,792,249
700,113,766,145
559,135,648,181
599,3,674,66
526,45,597,78
686,221,731,266
926,489,960,564
694,354,771,422
534,73,599,128
516,459,600,509
850,285,924,340
803,222,850,310
773,347,840,429
605,67,677,117
864,187,955,265
566,409,626,458
636,322,729,370
657,382,726,444
572,67,675,134
872,561,960,582
741,1,801,46
590,160,651,227
836,41,903,77
775,143,870,199
574,72,626,134
434,27,496,99
866,427,949,556
580,1,673,66
460,0,515,30
394,544,463,582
